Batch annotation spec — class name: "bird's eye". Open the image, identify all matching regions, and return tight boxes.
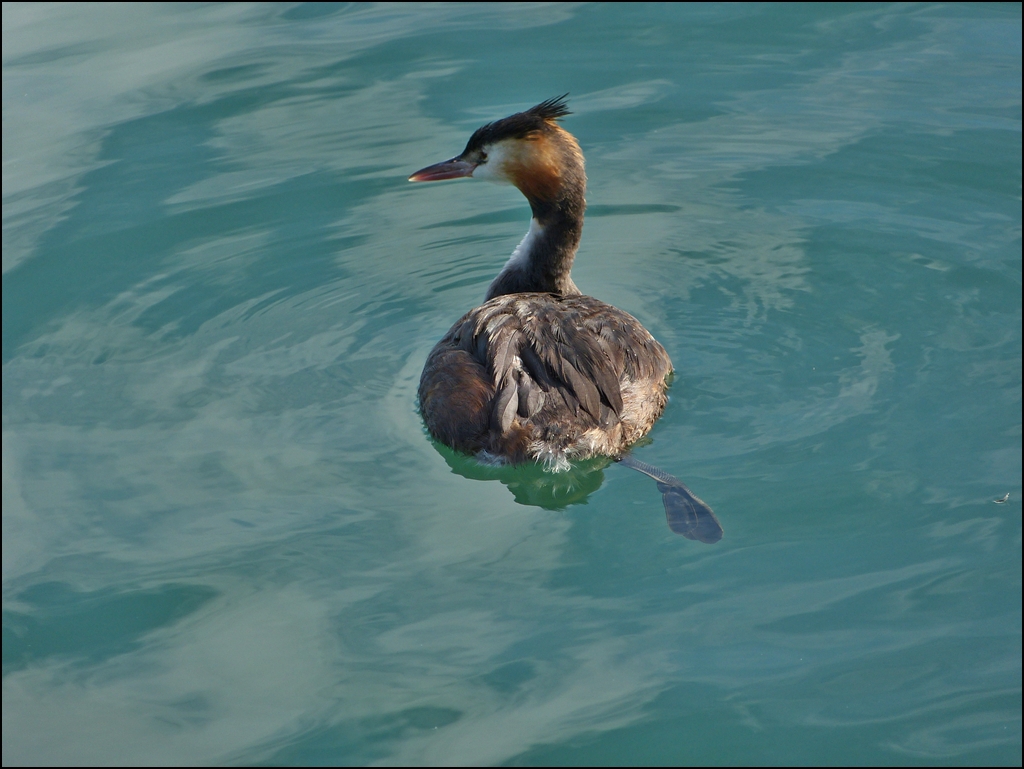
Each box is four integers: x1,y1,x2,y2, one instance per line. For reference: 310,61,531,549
479,151,488,163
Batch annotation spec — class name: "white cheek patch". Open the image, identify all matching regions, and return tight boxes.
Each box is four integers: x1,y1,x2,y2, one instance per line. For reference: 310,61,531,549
471,141,515,184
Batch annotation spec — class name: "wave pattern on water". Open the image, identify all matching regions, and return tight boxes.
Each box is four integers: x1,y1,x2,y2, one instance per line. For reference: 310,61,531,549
2,3,1020,766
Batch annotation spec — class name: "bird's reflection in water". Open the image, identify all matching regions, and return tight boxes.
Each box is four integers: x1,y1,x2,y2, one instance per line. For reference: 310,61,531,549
432,443,723,543
437,443,610,509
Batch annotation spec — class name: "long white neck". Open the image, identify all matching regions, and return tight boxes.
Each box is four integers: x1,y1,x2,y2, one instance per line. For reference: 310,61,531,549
485,211,582,301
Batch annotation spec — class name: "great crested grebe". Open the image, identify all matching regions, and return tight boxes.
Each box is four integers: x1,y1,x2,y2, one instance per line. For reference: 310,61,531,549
411,96,722,543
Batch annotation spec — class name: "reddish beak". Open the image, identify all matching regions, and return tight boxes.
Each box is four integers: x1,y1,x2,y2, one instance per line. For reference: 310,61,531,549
409,157,475,182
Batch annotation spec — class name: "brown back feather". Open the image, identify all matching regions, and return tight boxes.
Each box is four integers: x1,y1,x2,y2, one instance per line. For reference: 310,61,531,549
419,293,672,456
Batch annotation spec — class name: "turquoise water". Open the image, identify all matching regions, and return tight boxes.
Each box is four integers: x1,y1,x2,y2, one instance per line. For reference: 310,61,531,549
2,3,1020,764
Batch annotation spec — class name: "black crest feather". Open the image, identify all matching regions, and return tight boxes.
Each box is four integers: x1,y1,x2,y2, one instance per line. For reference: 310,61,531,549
463,95,572,153
528,94,571,122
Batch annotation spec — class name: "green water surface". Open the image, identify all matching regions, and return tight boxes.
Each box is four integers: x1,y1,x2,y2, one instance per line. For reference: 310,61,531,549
2,3,1021,765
